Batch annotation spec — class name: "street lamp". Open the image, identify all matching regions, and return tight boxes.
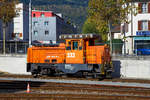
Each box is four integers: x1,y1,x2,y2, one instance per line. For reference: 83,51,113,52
29,0,32,47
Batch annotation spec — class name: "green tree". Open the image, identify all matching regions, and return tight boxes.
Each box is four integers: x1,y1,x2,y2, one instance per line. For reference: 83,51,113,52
82,18,108,41
82,18,99,34
87,0,137,54
0,0,19,54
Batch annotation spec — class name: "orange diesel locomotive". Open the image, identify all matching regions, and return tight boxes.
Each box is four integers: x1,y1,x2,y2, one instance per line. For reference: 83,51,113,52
27,34,113,78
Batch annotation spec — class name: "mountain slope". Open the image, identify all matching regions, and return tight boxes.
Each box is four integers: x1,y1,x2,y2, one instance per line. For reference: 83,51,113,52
21,0,88,6
21,0,89,33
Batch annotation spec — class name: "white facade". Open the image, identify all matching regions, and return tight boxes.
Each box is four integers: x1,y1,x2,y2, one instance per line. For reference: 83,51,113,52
13,3,24,40
114,33,123,39
122,1,150,54
127,5,150,37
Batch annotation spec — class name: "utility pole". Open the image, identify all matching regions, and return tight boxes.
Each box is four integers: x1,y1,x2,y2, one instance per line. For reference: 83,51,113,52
131,2,133,54
2,22,6,55
108,20,112,55
29,0,32,47
123,24,126,55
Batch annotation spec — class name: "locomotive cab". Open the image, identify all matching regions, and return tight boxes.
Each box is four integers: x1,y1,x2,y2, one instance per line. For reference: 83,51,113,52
65,39,84,64
59,34,97,64
59,34,113,78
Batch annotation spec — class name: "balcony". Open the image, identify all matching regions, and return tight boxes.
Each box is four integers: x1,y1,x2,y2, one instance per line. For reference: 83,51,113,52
136,31,150,36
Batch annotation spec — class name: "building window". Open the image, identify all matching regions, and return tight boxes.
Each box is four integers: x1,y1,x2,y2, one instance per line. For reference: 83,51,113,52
139,3,149,13
45,30,49,35
142,3,148,13
138,20,149,31
41,13,45,17
34,31,38,36
44,21,49,26
33,13,36,17
33,21,38,26
19,33,23,37
142,21,148,30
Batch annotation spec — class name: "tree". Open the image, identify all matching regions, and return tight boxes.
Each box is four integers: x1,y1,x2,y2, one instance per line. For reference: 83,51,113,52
0,0,19,54
82,18,108,41
82,18,103,42
87,0,137,54
82,18,99,34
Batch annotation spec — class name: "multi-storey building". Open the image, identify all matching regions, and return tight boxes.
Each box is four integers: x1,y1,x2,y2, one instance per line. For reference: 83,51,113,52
0,3,29,41
121,0,150,54
31,10,76,43
0,20,2,38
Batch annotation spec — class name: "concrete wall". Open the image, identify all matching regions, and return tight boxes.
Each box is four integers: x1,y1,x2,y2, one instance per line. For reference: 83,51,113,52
112,56,150,79
120,60,150,79
112,60,150,79
0,55,30,74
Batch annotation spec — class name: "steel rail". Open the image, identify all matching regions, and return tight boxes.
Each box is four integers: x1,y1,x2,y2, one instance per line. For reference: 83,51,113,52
1,77,150,88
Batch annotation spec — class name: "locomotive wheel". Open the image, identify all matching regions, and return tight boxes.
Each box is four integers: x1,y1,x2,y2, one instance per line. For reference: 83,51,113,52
92,73,98,79
31,72,38,78
33,74,38,78
31,69,39,78
76,72,83,78
106,72,112,79
61,74,67,78
98,74,107,80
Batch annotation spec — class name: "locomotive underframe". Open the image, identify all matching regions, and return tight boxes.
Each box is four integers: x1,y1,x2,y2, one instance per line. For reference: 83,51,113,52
27,63,112,78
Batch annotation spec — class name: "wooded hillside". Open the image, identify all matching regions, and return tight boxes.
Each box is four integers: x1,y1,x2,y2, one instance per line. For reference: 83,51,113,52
20,0,89,33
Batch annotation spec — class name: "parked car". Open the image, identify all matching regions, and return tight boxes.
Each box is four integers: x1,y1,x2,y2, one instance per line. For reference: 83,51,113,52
136,48,150,55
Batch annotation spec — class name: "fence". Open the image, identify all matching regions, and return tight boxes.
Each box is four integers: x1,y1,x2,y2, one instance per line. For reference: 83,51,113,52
96,42,150,56
96,43,124,55
0,42,150,56
0,42,29,54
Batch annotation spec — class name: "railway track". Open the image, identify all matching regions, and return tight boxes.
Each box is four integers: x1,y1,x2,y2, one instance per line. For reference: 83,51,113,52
0,80,150,100
0,94,150,100
1,74,150,84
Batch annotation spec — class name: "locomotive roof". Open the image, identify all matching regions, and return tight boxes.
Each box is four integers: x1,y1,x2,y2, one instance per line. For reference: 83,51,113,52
59,34,99,40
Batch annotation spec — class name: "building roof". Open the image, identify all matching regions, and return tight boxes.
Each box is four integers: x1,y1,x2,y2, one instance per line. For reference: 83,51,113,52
32,10,63,20
59,34,100,40
111,25,121,33
32,10,53,13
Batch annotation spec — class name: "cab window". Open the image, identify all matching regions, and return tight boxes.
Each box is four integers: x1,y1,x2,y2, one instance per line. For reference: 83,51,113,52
89,40,94,46
73,41,78,50
66,41,71,50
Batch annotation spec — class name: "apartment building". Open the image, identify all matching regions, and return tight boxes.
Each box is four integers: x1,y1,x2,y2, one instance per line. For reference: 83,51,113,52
32,10,76,43
121,0,150,54
0,3,29,41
